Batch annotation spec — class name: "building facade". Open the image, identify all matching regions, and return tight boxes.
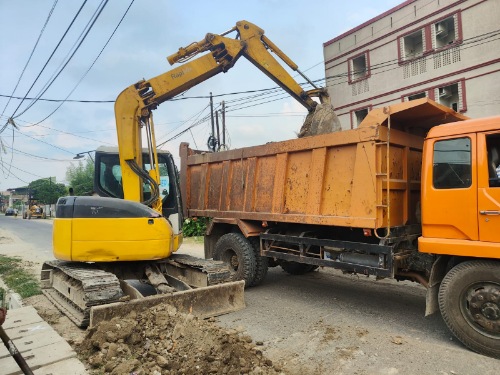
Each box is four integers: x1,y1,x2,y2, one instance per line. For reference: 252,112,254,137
323,0,500,129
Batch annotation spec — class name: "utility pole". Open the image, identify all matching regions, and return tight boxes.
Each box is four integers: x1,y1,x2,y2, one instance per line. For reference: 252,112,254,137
215,110,221,152
222,101,226,150
208,92,216,152
210,93,215,138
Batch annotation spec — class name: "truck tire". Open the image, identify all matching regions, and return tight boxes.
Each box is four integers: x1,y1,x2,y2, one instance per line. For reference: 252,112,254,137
214,233,256,287
439,260,500,358
249,237,268,287
280,260,316,275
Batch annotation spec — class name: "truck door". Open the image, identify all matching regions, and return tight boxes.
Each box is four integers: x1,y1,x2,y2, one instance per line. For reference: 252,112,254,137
478,132,500,242
422,135,477,241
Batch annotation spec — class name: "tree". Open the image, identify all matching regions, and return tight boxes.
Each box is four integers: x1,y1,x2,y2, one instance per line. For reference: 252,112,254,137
29,178,67,204
66,158,94,195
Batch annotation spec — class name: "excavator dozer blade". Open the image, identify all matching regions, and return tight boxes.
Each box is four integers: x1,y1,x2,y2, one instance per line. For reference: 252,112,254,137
89,280,245,328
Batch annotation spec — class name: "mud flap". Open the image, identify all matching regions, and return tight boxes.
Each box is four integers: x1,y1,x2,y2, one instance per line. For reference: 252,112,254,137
425,255,449,316
89,280,245,327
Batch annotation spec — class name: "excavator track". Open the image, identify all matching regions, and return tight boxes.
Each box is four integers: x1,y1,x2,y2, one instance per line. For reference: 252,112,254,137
41,261,124,327
165,254,233,285
41,256,245,328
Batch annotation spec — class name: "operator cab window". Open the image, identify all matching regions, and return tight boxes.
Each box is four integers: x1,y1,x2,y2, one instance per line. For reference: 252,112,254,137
95,151,180,218
433,137,471,189
99,155,124,198
486,134,500,187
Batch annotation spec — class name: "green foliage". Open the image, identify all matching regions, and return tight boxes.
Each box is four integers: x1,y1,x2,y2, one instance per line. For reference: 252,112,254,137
182,217,209,237
66,158,95,195
0,256,41,298
29,178,67,204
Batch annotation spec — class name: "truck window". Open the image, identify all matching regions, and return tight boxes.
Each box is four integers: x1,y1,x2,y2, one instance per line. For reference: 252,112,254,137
486,134,500,187
433,137,471,189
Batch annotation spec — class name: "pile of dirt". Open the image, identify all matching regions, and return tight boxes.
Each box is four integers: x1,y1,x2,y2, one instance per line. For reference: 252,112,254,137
80,303,284,375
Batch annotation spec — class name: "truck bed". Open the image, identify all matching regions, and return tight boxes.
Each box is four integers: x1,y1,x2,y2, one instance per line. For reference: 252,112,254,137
180,99,467,232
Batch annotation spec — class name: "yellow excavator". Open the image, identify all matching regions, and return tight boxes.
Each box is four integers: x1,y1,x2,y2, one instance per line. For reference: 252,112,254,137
41,20,339,327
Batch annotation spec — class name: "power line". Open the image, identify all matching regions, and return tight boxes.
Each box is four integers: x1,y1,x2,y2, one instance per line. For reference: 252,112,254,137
6,145,74,161
3,24,499,159
0,0,59,119
0,94,114,103
13,0,109,120
27,0,135,127
4,1,89,122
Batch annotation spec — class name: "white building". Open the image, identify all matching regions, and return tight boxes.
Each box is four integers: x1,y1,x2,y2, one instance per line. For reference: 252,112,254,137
323,0,500,129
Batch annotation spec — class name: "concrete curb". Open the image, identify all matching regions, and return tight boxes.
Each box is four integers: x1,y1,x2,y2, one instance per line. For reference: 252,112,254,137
0,276,24,310
5,291,24,309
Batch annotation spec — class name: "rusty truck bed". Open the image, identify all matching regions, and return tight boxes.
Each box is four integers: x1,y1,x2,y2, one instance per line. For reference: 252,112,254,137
180,99,467,231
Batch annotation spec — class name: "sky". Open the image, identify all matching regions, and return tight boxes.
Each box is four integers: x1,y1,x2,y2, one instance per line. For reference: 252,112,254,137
0,0,401,191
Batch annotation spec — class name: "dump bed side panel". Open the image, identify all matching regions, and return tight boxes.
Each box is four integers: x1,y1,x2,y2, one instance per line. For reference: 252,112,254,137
181,125,424,230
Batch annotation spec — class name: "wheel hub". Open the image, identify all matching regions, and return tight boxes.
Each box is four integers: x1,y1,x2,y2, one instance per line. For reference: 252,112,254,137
466,283,500,336
230,254,239,271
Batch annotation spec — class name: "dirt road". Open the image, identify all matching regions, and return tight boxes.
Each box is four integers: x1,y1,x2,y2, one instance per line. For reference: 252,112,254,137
0,223,497,374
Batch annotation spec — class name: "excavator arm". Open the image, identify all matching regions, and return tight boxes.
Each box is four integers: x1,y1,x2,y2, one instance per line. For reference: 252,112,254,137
44,20,338,328
115,20,336,213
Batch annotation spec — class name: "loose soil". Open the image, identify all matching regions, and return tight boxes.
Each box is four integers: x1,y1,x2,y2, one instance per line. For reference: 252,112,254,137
3,229,284,374
80,304,282,375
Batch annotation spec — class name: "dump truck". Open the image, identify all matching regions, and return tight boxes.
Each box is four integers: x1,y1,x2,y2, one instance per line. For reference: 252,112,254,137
41,20,339,328
180,98,500,359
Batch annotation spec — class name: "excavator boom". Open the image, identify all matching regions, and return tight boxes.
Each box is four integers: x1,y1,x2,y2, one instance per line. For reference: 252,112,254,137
43,20,338,328
116,20,339,214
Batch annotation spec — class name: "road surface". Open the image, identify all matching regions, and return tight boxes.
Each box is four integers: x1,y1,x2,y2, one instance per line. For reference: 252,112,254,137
0,216,497,374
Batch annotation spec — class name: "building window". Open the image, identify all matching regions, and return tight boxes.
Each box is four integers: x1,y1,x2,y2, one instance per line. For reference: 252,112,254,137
434,16,456,48
403,29,424,60
349,51,370,83
437,82,460,111
351,107,370,128
398,11,462,65
433,137,471,189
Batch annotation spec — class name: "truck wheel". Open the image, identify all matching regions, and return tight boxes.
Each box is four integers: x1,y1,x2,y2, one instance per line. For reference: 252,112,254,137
439,260,500,358
214,233,256,287
280,260,316,275
249,237,268,287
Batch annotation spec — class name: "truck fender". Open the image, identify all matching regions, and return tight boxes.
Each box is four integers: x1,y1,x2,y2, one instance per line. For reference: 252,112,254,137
425,255,450,316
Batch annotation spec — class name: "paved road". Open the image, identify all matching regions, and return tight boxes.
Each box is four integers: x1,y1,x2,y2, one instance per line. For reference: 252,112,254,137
0,216,497,374
0,214,53,257
216,266,498,374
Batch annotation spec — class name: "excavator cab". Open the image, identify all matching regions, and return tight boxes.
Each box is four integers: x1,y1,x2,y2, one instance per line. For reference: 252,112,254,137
93,146,183,237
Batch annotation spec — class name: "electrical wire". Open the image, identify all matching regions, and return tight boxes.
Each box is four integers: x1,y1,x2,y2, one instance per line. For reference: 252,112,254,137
28,0,135,127
13,0,109,119
2,22,499,170
0,0,59,120
4,1,89,122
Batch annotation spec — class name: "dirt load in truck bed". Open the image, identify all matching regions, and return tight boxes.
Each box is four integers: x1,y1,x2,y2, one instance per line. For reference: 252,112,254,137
80,302,283,375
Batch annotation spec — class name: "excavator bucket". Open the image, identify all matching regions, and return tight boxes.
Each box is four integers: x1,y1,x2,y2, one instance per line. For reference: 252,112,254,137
298,102,341,137
89,280,245,327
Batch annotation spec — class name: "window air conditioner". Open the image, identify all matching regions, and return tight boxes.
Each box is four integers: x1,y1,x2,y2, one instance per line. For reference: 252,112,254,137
439,87,452,98
436,23,448,38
